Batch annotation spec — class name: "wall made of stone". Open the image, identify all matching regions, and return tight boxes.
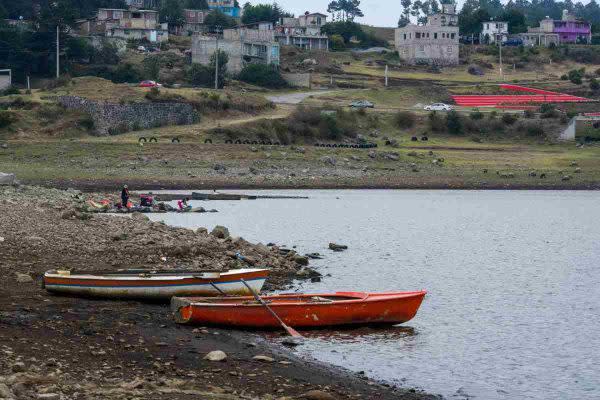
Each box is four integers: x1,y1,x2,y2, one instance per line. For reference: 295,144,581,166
191,36,244,73
57,96,196,136
281,72,311,88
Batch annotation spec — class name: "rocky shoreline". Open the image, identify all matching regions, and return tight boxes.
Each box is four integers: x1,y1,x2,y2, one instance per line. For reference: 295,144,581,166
0,185,438,400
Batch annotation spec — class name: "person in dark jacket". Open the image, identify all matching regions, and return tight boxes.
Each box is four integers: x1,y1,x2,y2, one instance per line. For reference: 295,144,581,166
121,185,130,209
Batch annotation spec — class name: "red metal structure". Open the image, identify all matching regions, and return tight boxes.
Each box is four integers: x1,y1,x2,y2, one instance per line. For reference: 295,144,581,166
451,84,591,108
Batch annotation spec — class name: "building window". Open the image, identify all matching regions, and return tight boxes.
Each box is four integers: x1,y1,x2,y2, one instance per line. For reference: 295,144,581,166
442,33,445,38
404,33,407,40
427,32,430,38
451,33,455,39
416,32,421,39
434,32,437,39
486,23,489,29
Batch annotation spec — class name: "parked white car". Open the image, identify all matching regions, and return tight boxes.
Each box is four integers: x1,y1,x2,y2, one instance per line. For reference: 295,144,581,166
424,103,453,111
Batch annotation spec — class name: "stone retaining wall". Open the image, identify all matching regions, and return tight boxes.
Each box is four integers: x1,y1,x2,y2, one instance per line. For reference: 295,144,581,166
282,72,312,89
57,96,197,136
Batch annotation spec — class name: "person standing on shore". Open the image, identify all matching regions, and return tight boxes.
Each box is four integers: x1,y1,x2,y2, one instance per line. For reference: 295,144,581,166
121,185,130,209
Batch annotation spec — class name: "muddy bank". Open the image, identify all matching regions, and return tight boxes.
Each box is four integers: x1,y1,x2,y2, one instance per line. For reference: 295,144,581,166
0,185,438,400
28,177,600,191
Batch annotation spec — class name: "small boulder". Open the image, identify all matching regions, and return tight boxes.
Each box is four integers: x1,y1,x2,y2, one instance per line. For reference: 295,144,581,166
329,243,348,252
574,167,582,173
15,273,33,283
299,390,337,400
320,156,336,166
204,350,227,362
0,172,17,186
294,255,309,266
213,163,227,172
252,355,275,363
561,175,571,181
11,362,26,373
367,151,377,159
210,225,230,239
384,152,400,161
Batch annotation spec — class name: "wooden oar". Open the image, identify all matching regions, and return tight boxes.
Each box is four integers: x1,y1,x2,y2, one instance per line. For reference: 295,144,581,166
240,278,303,338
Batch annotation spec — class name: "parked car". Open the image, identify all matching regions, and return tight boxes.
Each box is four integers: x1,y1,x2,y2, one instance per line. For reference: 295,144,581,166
350,100,375,109
139,80,162,88
502,39,523,47
424,103,452,111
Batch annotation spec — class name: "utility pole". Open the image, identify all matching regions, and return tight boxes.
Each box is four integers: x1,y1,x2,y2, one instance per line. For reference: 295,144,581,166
385,65,388,87
56,25,60,79
214,26,222,90
497,33,503,81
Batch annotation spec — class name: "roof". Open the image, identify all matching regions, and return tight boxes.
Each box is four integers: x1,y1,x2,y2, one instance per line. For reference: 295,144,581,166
483,20,507,23
303,13,327,17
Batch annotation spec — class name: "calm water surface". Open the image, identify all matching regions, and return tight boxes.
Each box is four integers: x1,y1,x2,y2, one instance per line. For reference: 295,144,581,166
148,190,600,399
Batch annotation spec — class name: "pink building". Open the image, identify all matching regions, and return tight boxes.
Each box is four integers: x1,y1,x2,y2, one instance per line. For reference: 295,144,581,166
521,10,591,46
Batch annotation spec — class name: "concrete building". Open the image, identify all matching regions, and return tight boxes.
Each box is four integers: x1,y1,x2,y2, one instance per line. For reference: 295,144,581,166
481,21,508,44
394,3,459,66
192,26,280,74
275,12,329,50
182,9,209,35
208,0,241,18
560,116,600,141
76,8,168,43
520,10,591,46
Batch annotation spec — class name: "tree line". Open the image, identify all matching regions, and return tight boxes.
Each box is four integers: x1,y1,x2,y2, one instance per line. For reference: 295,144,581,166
399,0,600,35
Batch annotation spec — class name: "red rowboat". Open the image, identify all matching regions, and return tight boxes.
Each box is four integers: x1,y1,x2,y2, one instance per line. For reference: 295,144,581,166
42,268,269,300
171,291,426,328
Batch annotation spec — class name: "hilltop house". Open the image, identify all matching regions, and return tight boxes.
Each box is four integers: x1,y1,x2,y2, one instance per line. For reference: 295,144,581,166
481,20,508,43
207,0,241,18
520,10,591,46
275,12,329,50
76,8,168,43
192,24,280,73
394,3,459,66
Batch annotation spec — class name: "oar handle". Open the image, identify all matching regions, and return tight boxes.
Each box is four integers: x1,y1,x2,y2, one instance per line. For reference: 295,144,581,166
240,279,302,338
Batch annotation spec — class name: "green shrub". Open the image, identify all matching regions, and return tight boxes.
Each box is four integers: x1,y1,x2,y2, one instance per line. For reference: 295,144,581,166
524,109,535,119
79,116,95,130
0,111,16,128
488,110,498,120
501,113,518,125
187,63,214,87
330,34,345,51
560,74,568,80
445,110,463,135
394,111,416,129
1,86,20,96
568,69,584,85
237,64,287,89
519,121,545,137
428,111,445,132
112,63,141,83
540,103,558,118
590,78,600,91
470,109,484,120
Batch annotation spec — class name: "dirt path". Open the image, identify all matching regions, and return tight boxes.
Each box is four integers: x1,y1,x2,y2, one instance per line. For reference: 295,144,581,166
267,91,334,104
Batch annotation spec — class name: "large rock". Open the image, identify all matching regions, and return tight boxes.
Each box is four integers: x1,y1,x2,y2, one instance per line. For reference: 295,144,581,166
0,172,17,186
210,225,230,239
299,390,337,400
329,243,348,252
204,350,227,361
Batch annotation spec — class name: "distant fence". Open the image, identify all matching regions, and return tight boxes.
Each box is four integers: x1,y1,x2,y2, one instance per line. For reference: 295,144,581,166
0,69,12,91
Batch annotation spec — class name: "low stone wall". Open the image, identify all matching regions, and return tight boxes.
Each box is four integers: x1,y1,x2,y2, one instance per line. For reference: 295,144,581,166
57,96,196,135
282,72,312,89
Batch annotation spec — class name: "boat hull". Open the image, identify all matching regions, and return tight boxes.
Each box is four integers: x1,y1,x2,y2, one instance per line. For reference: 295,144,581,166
172,291,426,328
43,268,268,300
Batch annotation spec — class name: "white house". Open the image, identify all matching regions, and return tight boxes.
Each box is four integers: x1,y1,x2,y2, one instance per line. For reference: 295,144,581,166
481,21,508,43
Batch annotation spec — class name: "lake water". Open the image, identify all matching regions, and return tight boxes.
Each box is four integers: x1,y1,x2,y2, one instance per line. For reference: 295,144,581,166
147,190,600,399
